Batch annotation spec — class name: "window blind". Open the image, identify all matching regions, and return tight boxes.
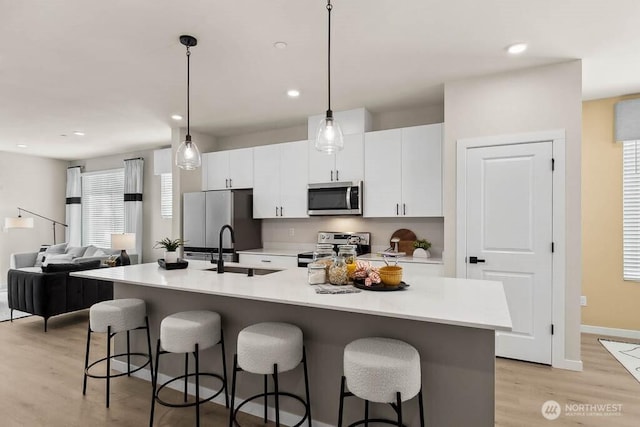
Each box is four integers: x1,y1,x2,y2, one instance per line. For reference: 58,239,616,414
160,173,173,219
623,141,640,280
82,169,125,248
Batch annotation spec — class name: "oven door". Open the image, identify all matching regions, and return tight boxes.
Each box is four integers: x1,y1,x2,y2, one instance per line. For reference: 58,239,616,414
308,182,362,215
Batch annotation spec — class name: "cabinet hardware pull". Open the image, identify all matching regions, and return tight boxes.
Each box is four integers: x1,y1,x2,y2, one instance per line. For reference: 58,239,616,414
280,206,283,216
336,170,339,181
403,203,406,215
275,206,278,216
261,260,272,263
396,203,399,215
331,170,333,181
225,179,229,188
229,178,232,187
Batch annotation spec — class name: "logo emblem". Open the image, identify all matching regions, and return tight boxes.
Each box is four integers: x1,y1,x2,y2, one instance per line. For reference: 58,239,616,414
542,400,561,420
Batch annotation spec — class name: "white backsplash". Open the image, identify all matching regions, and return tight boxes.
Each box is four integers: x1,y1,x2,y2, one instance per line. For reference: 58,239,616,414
262,217,444,257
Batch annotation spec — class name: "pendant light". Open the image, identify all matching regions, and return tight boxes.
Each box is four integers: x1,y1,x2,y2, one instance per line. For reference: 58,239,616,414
315,0,344,154
175,35,202,170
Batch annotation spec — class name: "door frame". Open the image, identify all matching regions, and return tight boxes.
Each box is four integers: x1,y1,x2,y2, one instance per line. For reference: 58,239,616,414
456,129,575,370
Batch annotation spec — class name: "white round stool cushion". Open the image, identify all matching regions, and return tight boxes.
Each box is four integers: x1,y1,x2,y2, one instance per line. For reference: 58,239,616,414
344,337,421,403
160,311,221,354
90,298,147,334
237,322,303,375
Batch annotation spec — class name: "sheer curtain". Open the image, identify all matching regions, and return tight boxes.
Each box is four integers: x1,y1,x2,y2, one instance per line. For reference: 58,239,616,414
65,166,82,246
124,158,144,259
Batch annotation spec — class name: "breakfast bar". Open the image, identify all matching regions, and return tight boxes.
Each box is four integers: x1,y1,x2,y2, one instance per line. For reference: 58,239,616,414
73,261,511,426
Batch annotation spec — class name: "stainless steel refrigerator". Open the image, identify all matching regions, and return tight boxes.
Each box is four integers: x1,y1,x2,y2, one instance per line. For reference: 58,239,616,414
182,190,262,261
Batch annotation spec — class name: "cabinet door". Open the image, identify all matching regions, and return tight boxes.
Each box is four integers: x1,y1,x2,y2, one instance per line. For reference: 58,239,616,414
253,145,280,218
280,140,309,218
401,124,443,216
201,153,211,191
206,151,230,190
364,129,402,217
308,140,336,183
229,148,254,189
239,253,298,269
335,133,364,182
183,192,206,248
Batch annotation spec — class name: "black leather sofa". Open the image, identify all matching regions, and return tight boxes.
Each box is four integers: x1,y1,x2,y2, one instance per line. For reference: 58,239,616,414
7,261,113,331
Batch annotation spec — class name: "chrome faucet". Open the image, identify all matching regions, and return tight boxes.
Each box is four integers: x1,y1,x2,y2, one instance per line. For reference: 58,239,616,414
217,224,235,274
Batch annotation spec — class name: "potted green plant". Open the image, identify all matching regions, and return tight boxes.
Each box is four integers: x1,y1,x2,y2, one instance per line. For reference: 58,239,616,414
412,239,432,258
154,238,186,263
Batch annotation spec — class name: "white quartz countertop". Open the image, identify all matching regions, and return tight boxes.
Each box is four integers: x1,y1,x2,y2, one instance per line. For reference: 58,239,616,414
72,261,511,331
357,253,444,265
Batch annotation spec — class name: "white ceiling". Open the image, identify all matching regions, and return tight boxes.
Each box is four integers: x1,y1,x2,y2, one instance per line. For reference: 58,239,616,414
2,0,640,160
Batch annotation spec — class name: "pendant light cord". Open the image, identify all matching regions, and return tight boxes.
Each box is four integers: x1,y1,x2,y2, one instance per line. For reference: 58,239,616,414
186,46,191,137
327,0,332,115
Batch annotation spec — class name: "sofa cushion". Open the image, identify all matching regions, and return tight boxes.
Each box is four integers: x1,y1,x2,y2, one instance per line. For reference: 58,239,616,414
34,243,69,267
42,253,74,266
83,245,99,257
41,259,101,273
66,246,88,258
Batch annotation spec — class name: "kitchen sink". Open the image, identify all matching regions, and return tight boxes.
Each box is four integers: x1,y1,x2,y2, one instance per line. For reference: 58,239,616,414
206,266,280,276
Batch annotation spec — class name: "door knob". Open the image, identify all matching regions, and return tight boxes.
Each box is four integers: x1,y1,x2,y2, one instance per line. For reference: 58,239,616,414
468,256,486,264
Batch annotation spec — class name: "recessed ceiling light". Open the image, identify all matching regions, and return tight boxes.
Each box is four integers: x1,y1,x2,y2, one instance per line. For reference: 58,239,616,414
273,41,288,49
73,131,85,136
506,43,528,55
287,89,300,98
171,114,183,120
16,144,27,148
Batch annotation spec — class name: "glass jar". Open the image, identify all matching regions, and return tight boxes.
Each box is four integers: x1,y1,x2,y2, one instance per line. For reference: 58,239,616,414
329,252,349,286
338,244,358,282
307,263,327,285
313,244,335,275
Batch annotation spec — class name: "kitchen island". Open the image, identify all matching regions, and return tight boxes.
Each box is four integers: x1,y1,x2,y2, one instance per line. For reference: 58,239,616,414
73,261,511,426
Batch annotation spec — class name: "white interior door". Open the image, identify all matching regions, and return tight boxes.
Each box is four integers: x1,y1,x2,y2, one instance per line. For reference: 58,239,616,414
465,141,553,364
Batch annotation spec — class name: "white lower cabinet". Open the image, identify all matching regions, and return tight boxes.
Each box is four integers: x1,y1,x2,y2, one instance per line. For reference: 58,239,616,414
253,140,308,219
366,260,444,279
239,253,298,269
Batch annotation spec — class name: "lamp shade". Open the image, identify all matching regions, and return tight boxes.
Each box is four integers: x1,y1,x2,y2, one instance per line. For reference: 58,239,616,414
4,216,34,229
111,233,136,250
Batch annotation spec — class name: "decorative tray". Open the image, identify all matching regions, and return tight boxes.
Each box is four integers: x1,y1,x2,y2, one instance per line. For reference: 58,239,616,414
157,259,189,270
353,281,410,292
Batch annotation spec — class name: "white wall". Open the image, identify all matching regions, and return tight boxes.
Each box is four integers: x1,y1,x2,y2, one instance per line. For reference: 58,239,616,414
0,152,67,286
443,60,583,363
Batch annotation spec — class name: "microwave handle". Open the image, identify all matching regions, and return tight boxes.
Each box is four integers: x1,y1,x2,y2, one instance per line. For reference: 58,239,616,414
346,186,351,209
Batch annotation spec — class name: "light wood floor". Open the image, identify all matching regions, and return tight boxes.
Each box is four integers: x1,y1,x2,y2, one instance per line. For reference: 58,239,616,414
1,312,639,426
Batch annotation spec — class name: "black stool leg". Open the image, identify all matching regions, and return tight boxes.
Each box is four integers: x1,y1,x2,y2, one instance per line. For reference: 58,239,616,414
150,339,161,427
82,323,91,395
195,344,200,427
106,326,111,408
228,354,238,427
144,317,154,378
418,388,425,427
263,375,268,423
273,363,280,427
220,330,229,408
302,347,312,427
184,353,189,403
396,392,402,427
338,376,346,427
127,330,131,376
365,400,370,427
10,309,13,322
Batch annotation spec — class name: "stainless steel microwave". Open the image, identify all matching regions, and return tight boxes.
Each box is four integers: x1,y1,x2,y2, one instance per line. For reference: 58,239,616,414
308,181,363,216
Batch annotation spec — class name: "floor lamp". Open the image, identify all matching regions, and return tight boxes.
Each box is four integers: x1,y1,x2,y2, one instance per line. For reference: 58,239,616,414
4,207,68,244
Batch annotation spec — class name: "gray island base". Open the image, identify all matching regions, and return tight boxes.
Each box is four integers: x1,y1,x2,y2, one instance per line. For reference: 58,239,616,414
73,261,511,426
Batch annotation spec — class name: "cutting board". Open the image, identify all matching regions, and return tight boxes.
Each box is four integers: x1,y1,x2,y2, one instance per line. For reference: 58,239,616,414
390,229,417,255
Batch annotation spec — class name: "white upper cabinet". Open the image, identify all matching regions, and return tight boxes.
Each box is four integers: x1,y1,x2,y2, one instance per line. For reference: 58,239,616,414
202,148,254,191
253,140,309,219
308,133,364,183
364,123,443,218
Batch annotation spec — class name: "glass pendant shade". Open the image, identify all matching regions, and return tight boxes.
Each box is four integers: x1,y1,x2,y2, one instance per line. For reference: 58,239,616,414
175,137,201,170
315,116,344,154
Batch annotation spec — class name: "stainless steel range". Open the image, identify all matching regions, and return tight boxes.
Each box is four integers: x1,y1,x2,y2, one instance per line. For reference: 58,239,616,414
297,232,371,267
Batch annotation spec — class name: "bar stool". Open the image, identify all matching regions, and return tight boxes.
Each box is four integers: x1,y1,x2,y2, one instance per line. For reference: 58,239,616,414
338,337,425,427
150,310,228,427
83,298,153,408
229,322,312,427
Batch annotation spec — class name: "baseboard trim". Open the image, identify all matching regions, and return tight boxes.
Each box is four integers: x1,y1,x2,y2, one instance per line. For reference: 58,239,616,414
111,360,332,427
581,324,640,340
552,358,583,372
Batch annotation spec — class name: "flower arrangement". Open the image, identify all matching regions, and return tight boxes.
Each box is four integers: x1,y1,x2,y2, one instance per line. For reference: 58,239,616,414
413,239,432,250
353,260,381,287
153,238,186,252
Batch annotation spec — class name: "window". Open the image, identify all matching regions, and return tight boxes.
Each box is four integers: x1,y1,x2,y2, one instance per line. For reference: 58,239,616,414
82,169,125,248
160,173,173,219
623,141,640,280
